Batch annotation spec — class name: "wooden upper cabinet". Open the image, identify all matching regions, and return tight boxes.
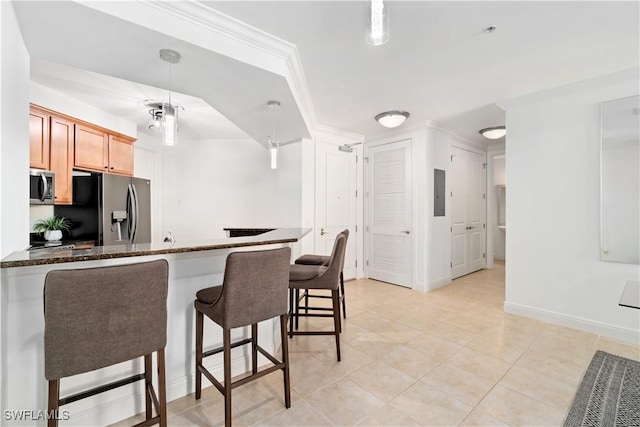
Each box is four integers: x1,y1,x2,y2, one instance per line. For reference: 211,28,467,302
74,124,108,172
49,115,75,205
29,107,50,170
74,125,135,176
107,135,135,176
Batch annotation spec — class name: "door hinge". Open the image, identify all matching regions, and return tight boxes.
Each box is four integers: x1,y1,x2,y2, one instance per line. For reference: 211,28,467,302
483,163,486,169
356,155,358,163
366,226,369,231
366,260,369,266
356,190,358,197
483,253,486,259
483,224,485,229
450,191,453,197
355,225,358,232
365,157,369,163
483,194,486,199
450,155,454,162
355,259,358,267
450,226,452,232
450,262,453,268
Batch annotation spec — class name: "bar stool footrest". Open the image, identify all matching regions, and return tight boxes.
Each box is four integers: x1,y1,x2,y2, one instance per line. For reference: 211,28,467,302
203,338,253,358
59,373,146,406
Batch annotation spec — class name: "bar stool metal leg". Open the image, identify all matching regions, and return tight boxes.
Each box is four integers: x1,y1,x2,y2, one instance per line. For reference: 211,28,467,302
157,349,168,427
280,314,291,408
144,354,153,421
332,290,341,361
223,329,232,427
195,310,204,400
340,272,346,319
47,380,59,427
251,324,258,375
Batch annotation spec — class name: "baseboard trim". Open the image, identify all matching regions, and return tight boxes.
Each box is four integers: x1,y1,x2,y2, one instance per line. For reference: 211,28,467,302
427,276,452,292
504,301,640,345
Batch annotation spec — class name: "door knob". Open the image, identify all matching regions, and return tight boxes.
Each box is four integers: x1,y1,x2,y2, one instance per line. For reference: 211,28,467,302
320,228,328,235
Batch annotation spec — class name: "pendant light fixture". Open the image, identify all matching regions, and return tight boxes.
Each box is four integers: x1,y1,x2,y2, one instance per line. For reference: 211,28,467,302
375,110,410,128
159,49,181,146
479,126,506,140
267,100,281,169
366,0,389,45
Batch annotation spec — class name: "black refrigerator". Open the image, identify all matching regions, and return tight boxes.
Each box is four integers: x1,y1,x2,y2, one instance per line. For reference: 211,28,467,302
55,172,151,246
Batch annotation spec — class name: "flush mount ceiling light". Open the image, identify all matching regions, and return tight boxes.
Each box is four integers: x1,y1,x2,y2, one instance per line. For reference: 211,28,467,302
157,48,181,146
267,100,281,170
366,0,389,45
375,110,410,128
479,126,506,140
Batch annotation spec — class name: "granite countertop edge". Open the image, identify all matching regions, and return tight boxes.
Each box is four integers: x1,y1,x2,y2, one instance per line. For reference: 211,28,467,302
1,228,310,269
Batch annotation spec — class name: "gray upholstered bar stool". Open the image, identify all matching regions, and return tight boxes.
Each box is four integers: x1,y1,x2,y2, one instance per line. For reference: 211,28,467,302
194,247,292,427
288,232,347,361
295,229,349,319
44,260,169,427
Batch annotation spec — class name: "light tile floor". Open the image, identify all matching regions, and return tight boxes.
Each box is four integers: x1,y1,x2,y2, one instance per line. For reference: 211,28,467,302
112,262,640,426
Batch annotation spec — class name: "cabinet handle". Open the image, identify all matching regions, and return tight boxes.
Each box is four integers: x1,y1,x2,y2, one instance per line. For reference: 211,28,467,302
320,228,328,235
110,167,114,170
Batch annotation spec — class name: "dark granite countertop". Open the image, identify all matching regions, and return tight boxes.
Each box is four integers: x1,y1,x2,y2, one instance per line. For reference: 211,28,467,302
1,228,311,268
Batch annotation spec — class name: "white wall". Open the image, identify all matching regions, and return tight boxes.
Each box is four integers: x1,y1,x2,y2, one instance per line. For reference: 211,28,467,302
160,137,302,242
502,68,640,343
0,1,30,418
30,82,137,138
0,2,30,257
425,126,454,290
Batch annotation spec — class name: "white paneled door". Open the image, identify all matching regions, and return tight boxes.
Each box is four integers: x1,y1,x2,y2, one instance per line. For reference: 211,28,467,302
366,139,412,287
451,147,486,279
315,141,358,280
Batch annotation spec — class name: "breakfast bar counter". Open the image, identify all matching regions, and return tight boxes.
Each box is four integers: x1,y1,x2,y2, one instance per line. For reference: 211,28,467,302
0,228,310,426
1,228,308,268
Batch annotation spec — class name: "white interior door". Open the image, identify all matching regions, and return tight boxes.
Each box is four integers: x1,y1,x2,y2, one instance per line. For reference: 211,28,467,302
366,139,412,287
315,141,358,279
451,147,486,279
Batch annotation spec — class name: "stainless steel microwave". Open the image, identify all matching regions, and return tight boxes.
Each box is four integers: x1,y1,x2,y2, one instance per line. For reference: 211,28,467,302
29,169,55,205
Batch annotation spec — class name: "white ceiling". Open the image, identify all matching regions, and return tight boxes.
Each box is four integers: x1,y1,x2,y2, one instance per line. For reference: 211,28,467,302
15,1,640,145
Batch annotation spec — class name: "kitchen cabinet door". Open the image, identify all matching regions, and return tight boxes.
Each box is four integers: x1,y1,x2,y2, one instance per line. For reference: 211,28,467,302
29,106,50,170
107,135,134,176
50,116,74,205
75,124,108,172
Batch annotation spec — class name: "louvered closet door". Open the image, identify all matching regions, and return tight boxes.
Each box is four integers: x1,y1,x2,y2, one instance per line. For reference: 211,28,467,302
367,139,412,287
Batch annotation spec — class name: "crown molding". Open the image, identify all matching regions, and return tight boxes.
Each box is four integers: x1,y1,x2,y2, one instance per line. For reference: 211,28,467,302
426,120,487,151
79,0,316,136
315,124,364,144
143,1,317,132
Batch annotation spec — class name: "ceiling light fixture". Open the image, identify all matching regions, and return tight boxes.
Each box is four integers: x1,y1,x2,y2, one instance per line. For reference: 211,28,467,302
366,0,389,45
158,49,181,146
146,101,184,135
267,100,281,169
479,126,506,140
375,110,410,128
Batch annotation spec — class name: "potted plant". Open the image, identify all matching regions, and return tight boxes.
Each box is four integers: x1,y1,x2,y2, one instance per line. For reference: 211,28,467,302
33,216,71,241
